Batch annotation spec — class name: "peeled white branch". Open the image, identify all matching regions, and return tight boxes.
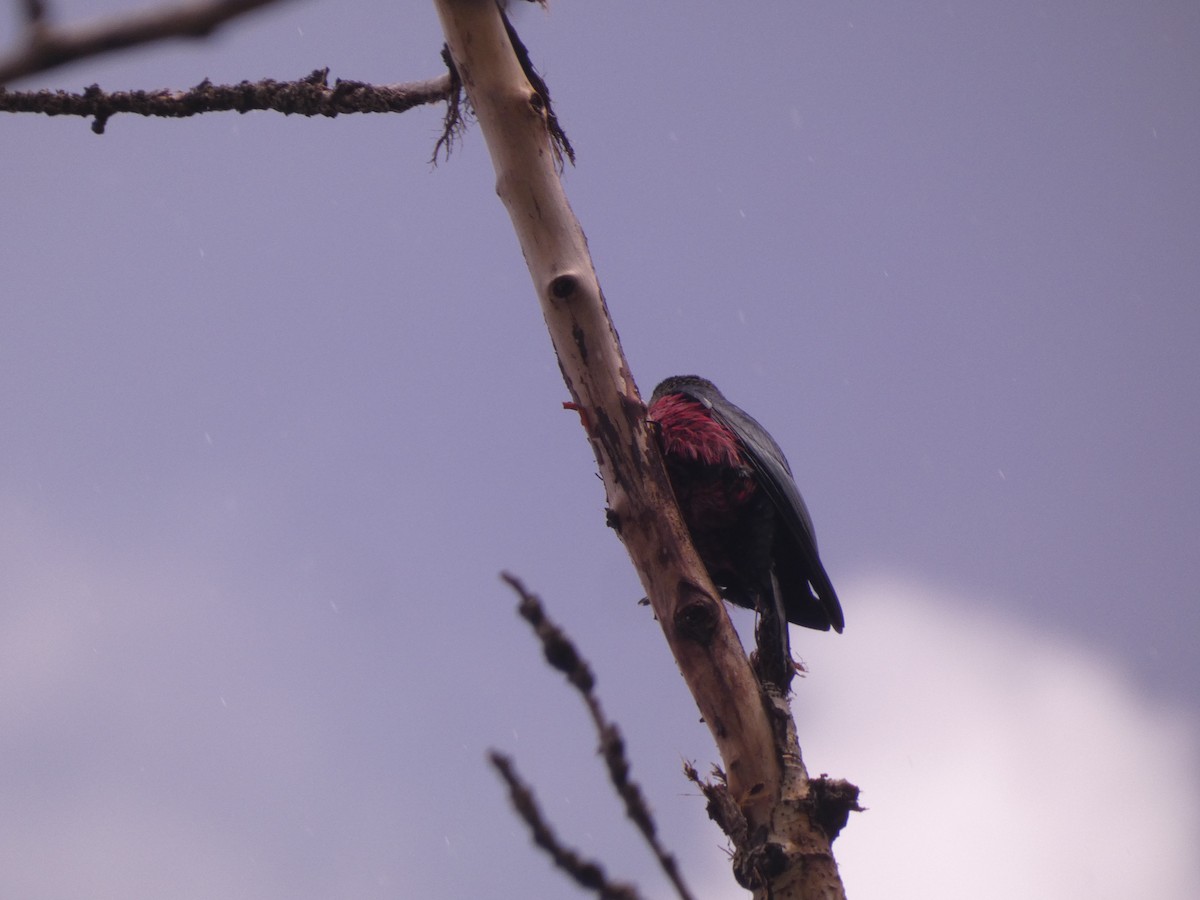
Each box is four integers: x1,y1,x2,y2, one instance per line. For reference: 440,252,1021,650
432,3,851,896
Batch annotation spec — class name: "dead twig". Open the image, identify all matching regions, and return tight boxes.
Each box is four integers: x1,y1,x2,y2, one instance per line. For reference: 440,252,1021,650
0,0,298,85
501,573,695,900
489,751,644,900
0,69,453,134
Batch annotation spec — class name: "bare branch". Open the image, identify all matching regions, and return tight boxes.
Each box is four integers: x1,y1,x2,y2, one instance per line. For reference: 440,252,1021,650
434,3,857,896
430,11,574,168
0,68,453,133
489,751,644,900
432,0,783,836
0,0,298,85
498,6,573,167
502,574,696,900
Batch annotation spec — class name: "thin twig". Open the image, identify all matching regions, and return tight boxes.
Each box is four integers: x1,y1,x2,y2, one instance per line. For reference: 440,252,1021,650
489,752,643,900
0,0,298,85
0,69,453,133
502,573,696,900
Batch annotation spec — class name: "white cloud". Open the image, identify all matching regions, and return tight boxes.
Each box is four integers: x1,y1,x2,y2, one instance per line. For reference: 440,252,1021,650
703,578,1200,899
6,505,1196,900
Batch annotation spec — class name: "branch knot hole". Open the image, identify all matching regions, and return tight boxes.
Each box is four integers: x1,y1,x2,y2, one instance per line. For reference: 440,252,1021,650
549,273,579,301
673,583,720,644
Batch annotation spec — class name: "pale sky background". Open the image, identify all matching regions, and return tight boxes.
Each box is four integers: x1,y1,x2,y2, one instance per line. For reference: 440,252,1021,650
2,2,1198,898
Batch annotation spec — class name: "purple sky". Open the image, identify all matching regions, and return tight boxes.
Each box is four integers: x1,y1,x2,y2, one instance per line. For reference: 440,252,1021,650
3,2,1198,897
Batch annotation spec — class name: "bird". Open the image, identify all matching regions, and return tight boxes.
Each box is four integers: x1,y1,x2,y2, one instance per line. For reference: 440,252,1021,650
648,375,844,637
